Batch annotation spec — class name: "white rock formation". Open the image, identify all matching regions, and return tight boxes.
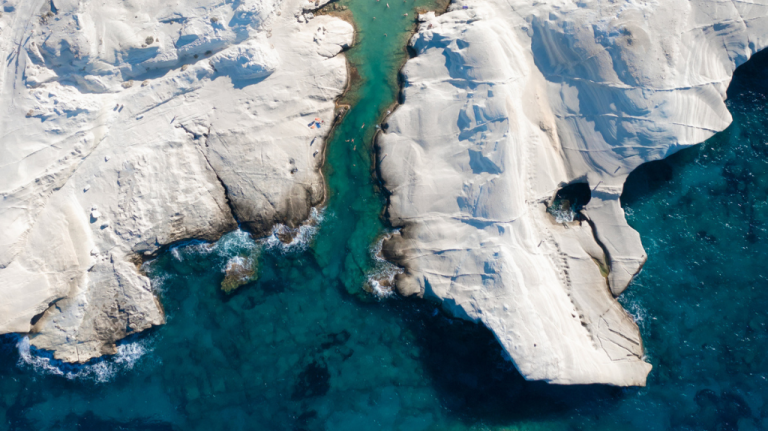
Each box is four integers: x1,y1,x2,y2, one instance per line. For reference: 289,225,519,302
378,1,768,385
0,0,352,362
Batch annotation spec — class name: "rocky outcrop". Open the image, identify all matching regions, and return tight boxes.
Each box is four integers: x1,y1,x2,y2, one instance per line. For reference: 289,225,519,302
378,1,768,385
0,0,352,362
221,256,258,294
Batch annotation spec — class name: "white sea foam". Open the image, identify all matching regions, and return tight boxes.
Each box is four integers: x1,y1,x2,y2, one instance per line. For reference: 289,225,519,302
17,337,65,378
146,209,322,282
551,208,576,224
192,241,217,255
171,247,183,262
166,239,217,261
224,255,247,273
621,295,655,364
369,278,396,298
147,271,172,295
216,230,258,256
620,290,651,334
113,341,150,370
264,207,324,253
365,232,403,299
17,336,152,383
222,255,256,287
166,230,259,265
370,232,391,263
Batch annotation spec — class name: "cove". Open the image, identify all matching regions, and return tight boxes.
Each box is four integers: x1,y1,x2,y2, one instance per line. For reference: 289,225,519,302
3,6,768,431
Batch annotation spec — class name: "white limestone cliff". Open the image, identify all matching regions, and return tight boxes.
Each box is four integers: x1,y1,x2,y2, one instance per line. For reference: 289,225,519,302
0,0,352,362
378,0,768,385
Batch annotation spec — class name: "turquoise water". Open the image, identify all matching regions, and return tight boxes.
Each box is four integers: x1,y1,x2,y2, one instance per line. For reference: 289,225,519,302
3,4,768,430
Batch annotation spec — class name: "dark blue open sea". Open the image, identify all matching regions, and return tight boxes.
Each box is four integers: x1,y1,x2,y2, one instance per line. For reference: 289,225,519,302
2,3,768,429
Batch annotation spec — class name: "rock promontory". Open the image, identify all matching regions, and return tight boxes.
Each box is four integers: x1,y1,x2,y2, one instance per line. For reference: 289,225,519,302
378,0,768,385
0,0,352,362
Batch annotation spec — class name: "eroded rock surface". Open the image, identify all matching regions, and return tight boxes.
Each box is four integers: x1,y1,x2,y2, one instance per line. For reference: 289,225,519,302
0,0,352,362
378,0,768,385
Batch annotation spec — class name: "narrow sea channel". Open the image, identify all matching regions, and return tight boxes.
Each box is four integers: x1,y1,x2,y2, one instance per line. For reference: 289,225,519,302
2,2,768,431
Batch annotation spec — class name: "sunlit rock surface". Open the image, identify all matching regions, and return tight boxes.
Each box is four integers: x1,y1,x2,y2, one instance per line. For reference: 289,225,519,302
0,0,352,362
378,0,768,385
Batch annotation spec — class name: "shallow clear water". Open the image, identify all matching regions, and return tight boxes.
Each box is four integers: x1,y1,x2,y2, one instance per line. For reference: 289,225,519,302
3,4,768,431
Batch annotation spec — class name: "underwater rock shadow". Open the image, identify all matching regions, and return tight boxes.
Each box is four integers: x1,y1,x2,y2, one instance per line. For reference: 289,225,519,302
388,298,628,425
50,411,177,431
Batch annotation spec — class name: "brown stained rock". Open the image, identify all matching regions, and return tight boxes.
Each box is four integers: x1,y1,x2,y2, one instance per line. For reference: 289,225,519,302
221,256,258,294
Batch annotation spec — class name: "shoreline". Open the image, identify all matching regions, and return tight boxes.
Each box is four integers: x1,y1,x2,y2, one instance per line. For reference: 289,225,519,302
135,1,360,271
3,0,357,364
371,2,452,277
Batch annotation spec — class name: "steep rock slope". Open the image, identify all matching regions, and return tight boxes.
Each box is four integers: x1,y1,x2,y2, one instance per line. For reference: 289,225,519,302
378,0,768,385
0,0,352,362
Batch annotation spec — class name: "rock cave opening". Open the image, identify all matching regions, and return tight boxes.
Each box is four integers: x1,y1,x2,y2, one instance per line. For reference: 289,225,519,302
548,182,591,223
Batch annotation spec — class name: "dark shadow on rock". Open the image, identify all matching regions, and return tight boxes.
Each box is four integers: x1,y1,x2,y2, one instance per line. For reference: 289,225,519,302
727,47,768,98
622,46,768,209
555,182,591,208
387,298,625,426
229,74,270,90
621,158,674,206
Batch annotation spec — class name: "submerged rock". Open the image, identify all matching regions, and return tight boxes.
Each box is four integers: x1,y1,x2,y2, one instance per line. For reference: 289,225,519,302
221,256,258,294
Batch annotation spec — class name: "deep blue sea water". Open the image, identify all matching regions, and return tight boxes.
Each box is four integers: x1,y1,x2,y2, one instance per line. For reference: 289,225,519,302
2,4,768,430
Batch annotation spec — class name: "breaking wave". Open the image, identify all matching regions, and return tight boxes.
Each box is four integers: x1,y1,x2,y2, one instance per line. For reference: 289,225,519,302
619,288,651,334
368,277,396,298
147,271,173,295
159,230,259,263
146,208,324,275
264,207,324,253
215,230,259,256
16,335,153,383
171,247,184,262
364,232,403,299
224,255,247,273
